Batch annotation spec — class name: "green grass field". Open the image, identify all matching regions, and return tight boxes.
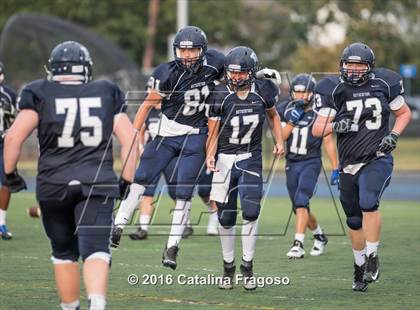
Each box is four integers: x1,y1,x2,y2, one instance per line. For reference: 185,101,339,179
1,193,419,309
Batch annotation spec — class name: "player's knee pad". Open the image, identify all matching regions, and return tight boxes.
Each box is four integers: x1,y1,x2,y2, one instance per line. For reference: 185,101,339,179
242,207,260,222
167,185,177,201
175,186,195,201
359,194,379,212
50,256,78,265
346,216,362,230
292,204,309,214
218,209,237,229
84,251,111,264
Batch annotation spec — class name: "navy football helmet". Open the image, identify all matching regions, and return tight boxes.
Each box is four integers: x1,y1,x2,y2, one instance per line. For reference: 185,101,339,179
340,42,375,85
173,26,208,73
224,46,259,90
47,41,93,82
290,73,316,105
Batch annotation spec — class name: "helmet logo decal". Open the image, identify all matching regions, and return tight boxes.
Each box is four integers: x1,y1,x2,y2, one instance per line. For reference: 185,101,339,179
180,40,193,48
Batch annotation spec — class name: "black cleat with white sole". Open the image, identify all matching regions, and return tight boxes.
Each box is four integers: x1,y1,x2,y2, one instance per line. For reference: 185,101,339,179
240,259,257,291
111,227,123,248
364,253,380,283
129,228,148,240
218,260,236,290
162,246,179,270
353,263,368,292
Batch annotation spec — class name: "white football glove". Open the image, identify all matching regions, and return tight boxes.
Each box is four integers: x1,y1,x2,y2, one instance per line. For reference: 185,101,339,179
256,67,282,85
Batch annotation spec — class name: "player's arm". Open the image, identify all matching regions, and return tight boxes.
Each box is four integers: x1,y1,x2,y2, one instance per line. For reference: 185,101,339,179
138,124,147,156
265,106,285,156
281,123,295,140
206,118,220,172
133,90,162,130
323,133,340,185
378,100,411,153
114,113,138,182
4,110,39,192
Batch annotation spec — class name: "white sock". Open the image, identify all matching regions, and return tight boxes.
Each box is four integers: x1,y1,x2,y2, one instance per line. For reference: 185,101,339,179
60,300,80,310
88,294,106,310
0,209,6,226
295,233,305,244
166,200,191,248
186,216,191,227
366,241,379,257
353,248,366,266
207,210,218,228
311,224,323,236
114,184,145,228
139,214,151,231
242,220,258,262
219,225,235,263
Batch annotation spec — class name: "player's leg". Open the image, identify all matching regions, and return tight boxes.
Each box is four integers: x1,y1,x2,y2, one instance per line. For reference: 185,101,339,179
237,155,262,291
129,196,154,240
358,155,393,283
164,156,194,239
197,169,218,235
299,159,328,256
76,191,114,310
285,161,306,258
39,190,81,309
216,174,239,290
0,142,12,240
129,173,159,241
113,138,175,247
162,134,206,269
339,172,368,291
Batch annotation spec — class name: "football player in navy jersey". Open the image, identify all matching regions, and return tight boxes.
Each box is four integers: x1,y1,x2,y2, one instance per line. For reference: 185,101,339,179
312,43,412,291
4,41,137,310
128,105,218,240
112,26,225,270
0,62,17,240
278,74,339,259
206,46,284,290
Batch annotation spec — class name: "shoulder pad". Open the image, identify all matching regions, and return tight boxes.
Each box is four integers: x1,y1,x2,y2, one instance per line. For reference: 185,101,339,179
204,49,225,73
315,76,341,95
372,68,402,87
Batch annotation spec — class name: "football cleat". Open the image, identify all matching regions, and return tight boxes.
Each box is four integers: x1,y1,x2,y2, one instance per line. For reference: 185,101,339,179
218,260,236,290
364,253,380,283
129,228,148,240
162,246,179,270
182,226,194,239
0,225,12,240
310,234,328,256
111,227,123,248
287,240,305,259
353,263,368,291
240,259,257,291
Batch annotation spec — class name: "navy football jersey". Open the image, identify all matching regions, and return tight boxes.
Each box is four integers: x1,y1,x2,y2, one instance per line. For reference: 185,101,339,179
146,49,225,136
18,79,126,186
208,80,279,154
277,100,322,161
315,68,404,167
0,84,17,137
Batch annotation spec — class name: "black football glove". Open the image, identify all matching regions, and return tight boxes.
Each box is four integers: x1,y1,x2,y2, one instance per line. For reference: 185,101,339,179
332,118,353,133
5,170,27,193
378,132,399,153
288,100,305,125
119,178,131,200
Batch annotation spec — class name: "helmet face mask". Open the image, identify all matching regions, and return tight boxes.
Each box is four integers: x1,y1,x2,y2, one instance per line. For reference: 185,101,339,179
173,26,208,73
290,73,316,106
47,41,93,83
339,42,375,85
175,47,203,69
224,46,258,91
